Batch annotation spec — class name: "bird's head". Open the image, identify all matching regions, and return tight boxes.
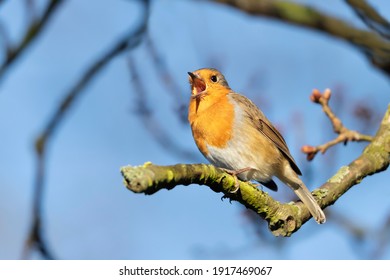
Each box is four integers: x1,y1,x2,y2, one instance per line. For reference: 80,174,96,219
188,68,230,100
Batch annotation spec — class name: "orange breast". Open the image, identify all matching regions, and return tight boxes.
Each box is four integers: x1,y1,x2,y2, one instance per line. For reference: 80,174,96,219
188,93,234,156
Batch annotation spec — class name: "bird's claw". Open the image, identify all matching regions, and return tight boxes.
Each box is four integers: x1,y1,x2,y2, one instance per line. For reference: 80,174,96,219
221,194,234,204
230,179,240,193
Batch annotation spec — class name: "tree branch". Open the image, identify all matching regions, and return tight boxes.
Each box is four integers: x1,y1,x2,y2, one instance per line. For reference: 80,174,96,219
121,162,311,236
318,103,390,209
301,89,373,161
0,0,64,82
121,104,390,236
345,0,390,39
26,0,150,259
144,35,188,124
127,56,200,161
212,0,390,76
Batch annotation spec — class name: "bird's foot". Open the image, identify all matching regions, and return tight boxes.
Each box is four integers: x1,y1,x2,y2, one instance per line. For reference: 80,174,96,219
219,167,254,193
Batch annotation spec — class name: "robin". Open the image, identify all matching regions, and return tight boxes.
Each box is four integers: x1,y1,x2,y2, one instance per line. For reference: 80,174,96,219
187,68,326,224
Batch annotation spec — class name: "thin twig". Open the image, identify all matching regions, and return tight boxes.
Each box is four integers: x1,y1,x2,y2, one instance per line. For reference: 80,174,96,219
371,214,390,259
0,19,11,54
127,56,200,161
345,0,390,39
145,35,188,124
214,0,390,76
330,209,390,259
24,0,39,24
0,0,64,82
301,89,373,161
25,0,150,259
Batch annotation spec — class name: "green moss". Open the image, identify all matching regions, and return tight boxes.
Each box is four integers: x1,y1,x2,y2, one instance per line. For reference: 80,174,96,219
147,176,153,187
312,188,328,199
328,166,349,183
166,170,174,182
275,2,320,25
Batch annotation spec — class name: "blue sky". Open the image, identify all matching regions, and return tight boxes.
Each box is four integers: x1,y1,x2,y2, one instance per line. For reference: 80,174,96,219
0,0,389,259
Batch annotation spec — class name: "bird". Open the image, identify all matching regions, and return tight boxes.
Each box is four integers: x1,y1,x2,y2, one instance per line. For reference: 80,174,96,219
187,68,326,224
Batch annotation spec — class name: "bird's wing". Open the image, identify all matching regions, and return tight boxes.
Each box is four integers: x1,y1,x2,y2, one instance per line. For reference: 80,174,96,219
230,93,302,176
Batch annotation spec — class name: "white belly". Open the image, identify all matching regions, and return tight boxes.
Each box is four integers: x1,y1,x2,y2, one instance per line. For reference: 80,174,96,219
206,135,277,183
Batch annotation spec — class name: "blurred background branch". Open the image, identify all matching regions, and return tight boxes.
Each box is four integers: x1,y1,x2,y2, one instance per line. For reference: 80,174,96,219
127,56,200,161
0,0,64,82
145,35,189,124
213,0,390,76
0,0,389,259
25,0,150,259
346,0,390,39
329,210,390,259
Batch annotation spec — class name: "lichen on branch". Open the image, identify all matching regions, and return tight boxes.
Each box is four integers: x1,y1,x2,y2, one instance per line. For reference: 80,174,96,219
121,162,314,236
121,104,390,237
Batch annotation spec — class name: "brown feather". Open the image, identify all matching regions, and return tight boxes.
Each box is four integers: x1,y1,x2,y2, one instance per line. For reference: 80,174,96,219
230,93,302,176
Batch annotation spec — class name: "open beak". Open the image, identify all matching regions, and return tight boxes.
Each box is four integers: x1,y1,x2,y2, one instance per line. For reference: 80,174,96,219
188,72,206,99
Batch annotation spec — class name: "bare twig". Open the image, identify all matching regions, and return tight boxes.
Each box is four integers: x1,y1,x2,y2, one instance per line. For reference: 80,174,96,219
25,0,150,259
213,0,390,76
328,210,367,241
24,0,39,24
145,35,188,124
0,19,11,53
301,89,373,161
0,0,64,82
371,214,390,259
345,0,390,39
127,56,200,161
330,209,390,259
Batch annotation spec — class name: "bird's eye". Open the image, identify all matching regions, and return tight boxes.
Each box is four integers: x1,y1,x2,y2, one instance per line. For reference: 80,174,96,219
210,75,218,83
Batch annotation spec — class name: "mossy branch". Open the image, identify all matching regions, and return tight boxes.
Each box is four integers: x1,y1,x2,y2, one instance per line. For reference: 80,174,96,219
213,0,390,76
121,105,390,237
121,162,309,236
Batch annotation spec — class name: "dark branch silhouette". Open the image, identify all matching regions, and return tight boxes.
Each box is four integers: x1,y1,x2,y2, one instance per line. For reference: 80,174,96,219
213,0,390,76
0,0,64,82
145,35,188,124
24,0,150,259
127,56,200,161
346,0,390,39
0,0,386,258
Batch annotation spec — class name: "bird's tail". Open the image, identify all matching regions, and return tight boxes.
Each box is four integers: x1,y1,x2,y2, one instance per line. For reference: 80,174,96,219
293,183,326,224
